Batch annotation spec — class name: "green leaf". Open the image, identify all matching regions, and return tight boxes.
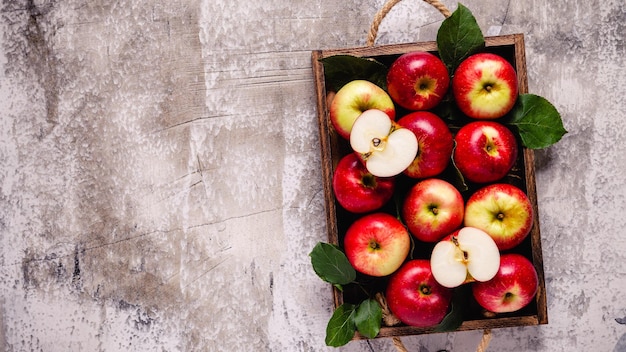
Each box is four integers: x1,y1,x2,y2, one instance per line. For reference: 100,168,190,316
325,303,357,347
505,94,567,149
354,299,382,339
310,242,356,285
320,55,388,91
436,3,485,73
448,141,468,192
434,285,469,332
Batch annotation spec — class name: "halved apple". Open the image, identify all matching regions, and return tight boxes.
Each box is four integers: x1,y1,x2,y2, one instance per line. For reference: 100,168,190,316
349,109,418,178
430,227,501,288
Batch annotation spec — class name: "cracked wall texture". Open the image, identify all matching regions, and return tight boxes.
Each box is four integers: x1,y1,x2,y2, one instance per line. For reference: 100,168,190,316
0,0,624,351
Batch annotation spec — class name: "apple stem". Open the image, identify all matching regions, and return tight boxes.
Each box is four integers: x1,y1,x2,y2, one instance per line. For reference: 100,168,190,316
369,240,381,250
504,292,514,301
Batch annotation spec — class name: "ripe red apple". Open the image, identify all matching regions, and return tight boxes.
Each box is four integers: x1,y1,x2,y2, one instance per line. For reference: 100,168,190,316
472,253,539,313
453,121,518,183
343,212,411,277
332,153,395,213
329,80,396,140
464,183,534,250
452,52,518,119
397,111,454,179
387,51,450,111
402,178,464,243
386,259,453,327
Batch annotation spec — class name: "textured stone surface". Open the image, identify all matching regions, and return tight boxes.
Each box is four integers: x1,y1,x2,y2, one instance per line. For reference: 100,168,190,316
0,0,624,351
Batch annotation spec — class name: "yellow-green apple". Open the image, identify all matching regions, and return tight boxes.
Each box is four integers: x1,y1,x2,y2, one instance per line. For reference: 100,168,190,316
343,212,411,277
453,121,518,183
430,227,501,288
332,153,396,213
472,253,538,313
329,80,396,140
350,109,418,177
386,259,453,327
464,183,534,250
402,178,464,243
452,53,518,119
397,111,454,179
387,51,450,111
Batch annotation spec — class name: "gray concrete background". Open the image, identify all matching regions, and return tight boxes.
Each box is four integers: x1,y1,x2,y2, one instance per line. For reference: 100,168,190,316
0,0,624,351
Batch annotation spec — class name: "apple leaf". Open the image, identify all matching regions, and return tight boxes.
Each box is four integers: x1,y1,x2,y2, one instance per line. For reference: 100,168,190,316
436,3,485,73
325,303,357,347
505,94,568,149
434,286,469,332
320,55,388,91
354,299,382,339
310,242,356,286
448,141,469,192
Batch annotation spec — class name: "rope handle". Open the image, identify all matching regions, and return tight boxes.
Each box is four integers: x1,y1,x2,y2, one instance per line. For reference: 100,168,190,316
366,0,451,46
367,2,494,350
391,324,493,352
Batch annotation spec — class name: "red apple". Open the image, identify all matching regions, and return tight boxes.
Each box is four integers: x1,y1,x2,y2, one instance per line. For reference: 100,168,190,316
329,80,396,140
402,178,464,243
464,183,533,250
386,259,453,327
453,121,518,183
452,52,518,119
397,111,454,179
472,253,539,313
343,212,411,277
332,153,395,213
387,51,450,111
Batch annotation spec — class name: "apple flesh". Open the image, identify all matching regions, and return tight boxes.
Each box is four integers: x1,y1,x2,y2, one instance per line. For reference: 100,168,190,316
452,52,518,119
343,212,411,277
472,253,539,313
464,183,534,250
453,121,518,183
397,111,454,179
387,51,450,111
350,109,418,178
329,80,396,140
430,227,501,288
332,153,395,214
402,178,464,243
386,259,453,327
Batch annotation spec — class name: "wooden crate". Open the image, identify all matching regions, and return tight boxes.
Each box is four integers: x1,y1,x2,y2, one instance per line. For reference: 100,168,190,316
311,33,548,338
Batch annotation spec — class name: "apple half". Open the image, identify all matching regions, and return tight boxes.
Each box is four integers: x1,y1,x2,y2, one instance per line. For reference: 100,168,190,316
430,227,501,288
350,109,418,178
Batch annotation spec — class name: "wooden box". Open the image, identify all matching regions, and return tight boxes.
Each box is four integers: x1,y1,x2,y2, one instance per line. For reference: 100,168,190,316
311,34,548,338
